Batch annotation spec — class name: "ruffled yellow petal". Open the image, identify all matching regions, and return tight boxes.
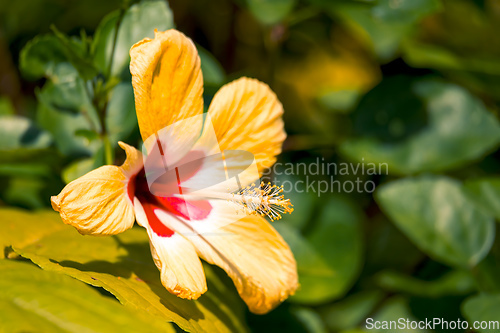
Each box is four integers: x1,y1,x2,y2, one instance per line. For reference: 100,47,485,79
118,141,143,177
198,216,297,313
130,29,204,144
134,199,207,299
160,200,298,313
205,77,286,174
51,142,143,235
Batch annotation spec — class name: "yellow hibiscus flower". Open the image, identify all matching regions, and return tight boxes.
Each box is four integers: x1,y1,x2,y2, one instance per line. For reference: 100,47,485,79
51,29,298,314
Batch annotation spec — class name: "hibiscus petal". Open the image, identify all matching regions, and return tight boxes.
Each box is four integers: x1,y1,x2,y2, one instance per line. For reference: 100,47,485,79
203,77,286,174
119,141,144,177
179,149,260,194
155,200,299,314
130,29,204,150
51,142,143,235
134,198,207,299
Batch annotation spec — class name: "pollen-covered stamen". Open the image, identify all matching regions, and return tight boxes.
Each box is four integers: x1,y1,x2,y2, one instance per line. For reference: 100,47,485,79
175,181,294,221
231,181,294,221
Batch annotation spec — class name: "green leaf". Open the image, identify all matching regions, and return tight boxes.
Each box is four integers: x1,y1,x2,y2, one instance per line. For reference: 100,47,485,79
20,31,97,81
105,82,138,144
36,63,101,156
290,307,328,333
0,115,51,150
350,76,428,143
0,163,51,178
0,208,248,333
332,3,410,61
0,150,64,210
400,0,500,78
474,254,500,293
366,297,429,333
364,216,424,274
0,209,68,259
91,10,120,75
74,129,100,142
376,176,495,267
198,46,225,87
3,177,46,209
61,158,96,184
317,89,361,114
375,270,476,297
92,0,174,79
0,149,62,179
465,178,500,221
372,0,441,23
38,63,98,117
319,290,384,332
270,173,316,230
0,259,176,333
50,25,98,80
462,294,500,333
326,0,441,61
246,0,297,25
19,35,68,80
341,79,500,175
340,329,365,333
0,97,15,116
402,39,500,75
275,196,363,305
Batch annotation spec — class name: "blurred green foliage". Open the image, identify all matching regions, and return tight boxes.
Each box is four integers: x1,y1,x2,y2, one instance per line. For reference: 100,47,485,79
1,0,500,332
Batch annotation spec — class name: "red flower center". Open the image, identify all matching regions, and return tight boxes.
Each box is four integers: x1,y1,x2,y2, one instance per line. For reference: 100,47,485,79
128,149,213,237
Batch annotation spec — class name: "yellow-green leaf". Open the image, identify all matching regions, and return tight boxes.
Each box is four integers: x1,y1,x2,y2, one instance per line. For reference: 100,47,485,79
0,259,175,333
0,208,248,333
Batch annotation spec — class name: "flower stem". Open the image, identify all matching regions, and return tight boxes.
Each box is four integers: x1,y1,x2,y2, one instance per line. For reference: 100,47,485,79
103,135,113,165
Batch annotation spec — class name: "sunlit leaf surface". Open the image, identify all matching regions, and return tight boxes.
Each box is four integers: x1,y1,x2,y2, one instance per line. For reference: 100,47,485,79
0,259,176,333
0,208,248,333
